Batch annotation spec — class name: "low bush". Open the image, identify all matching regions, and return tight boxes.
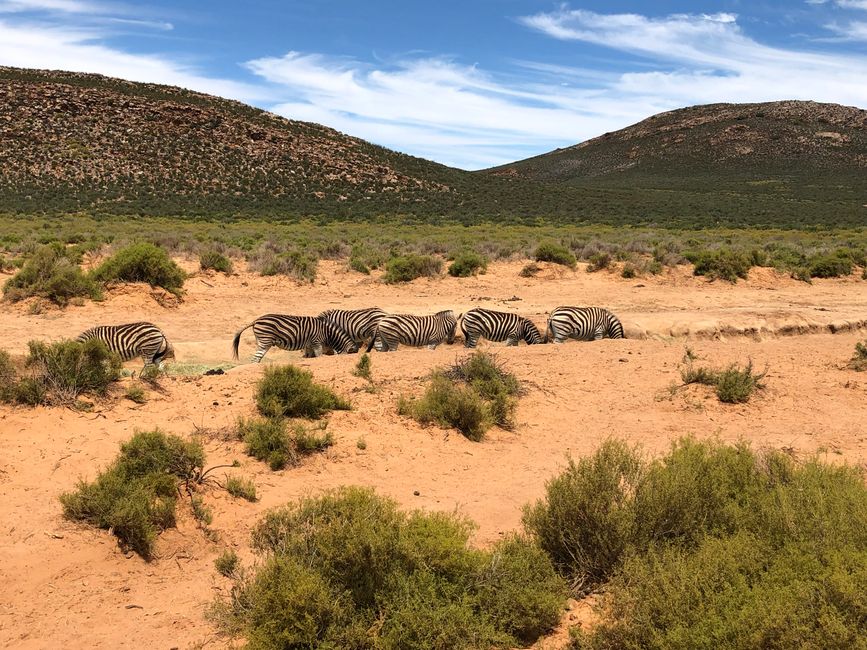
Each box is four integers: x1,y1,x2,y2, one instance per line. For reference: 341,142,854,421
448,251,488,277
519,262,541,277
686,248,752,283
255,365,350,419
400,352,521,440
383,254,442,283
849,340,867,371
215,487,565,649
256,249,318,283
534,242,576,268
91,243,186,294
352,353,372,381
226,476,257,502
620,263,638,279
808,248,854,278
3,243,102,306
238,416,334,471
215,549,240,578
199,250,233,274
586,252,611,273
348,256,370,274
681,360,765,403
124,383,147,404
60,430,205,558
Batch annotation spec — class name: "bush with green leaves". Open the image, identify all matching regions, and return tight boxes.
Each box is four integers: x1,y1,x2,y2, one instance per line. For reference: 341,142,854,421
448,251,488,277
352,353,372,381
399,352,521,441
562,440,867,649
60,430,205,558
681,359,766,403
255,365,350,419
519,262,541,278
237,416,334,471
254,249,318,283
586,251,611,273
226,476,257,502
3,243,102,306
807,248,855,278
686,248,753,282
383,254,443,283
534,242,576,268
215,549,240,578
849,340,867,371
91,242,186,294
199,250,233,274
214,487,565,649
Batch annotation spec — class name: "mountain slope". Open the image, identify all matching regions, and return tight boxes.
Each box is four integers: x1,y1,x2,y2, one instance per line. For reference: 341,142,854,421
486,101,867,202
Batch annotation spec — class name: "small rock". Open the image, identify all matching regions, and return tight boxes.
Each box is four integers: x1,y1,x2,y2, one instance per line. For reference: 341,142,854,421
413,490,420,496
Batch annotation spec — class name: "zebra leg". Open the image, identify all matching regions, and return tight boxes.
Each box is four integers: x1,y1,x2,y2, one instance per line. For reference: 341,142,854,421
505,336,519,346
311,343,324,358
251,343,271,363
594,326,604,341
464,334,478,349
427,341,439,350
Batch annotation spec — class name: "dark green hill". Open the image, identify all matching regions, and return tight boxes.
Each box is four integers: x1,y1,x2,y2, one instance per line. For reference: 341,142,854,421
1,68,865,228
484,101,867,227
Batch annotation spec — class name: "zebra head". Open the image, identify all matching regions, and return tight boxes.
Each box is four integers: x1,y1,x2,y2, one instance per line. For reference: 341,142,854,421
323,320,358,354
521,318,545,345
163,341,177,360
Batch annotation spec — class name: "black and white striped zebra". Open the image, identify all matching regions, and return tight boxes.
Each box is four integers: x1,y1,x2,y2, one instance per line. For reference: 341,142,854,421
546,307,625,343
318,307,387,349
366,310,459,352
232,315,358,362
460,307,544,348
76,322,175,366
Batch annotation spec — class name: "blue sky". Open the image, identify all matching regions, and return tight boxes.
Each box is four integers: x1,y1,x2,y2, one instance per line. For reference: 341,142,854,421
2,1,867,169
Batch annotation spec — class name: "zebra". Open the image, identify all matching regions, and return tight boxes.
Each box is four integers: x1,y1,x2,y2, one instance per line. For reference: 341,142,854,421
75,322,175,367
366,310,459,352
460,307,544,348
232,315,358,362
318,307,387,349
546,307,625,343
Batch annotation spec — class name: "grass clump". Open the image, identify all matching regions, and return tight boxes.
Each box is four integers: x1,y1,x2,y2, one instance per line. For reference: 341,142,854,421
237,416,334,471
681,359,766,403
519,262,541,277
686,248,752,282
214,486,565,649
534,242,576,268
215,549,240,578
448,251,488,277
226,476,257,502
60,430,205,558
3,243,102,306
557,439,867,649
383,253,442,283
256,364,350,419
91,243,186,294
352,353,372,381
399,352,521,441
124,382,147,404
199,250,233,274
0,339,122,406
848,340,867,371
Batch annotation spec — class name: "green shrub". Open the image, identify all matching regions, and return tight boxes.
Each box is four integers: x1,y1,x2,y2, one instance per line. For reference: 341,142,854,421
352,353,372,381
3,243,102,306
586,251,611,272
218,487,564,649
715,362,766,403
620,263,638,279
226,476,257,502
383,254,442,283
256,365,350,419
293,427,333,454
348,256,370,274
199,250,233,274
257,249,318,283
191,495,213,526
215,549,240,578
447,351,520,429
647,260,664,275
124,383,147,404
237,416,295,470
534,242,576,268
523,440,644,590
808,249,854,278
24,339,122,405
400,375,491,442
848,341,867,371
448,251,488,277
91,243,185,293
60,430,205,558
687,248,752,282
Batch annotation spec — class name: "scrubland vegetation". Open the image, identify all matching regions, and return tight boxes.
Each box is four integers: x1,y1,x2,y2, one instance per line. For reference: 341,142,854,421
399,352,521,441
681,359,767,403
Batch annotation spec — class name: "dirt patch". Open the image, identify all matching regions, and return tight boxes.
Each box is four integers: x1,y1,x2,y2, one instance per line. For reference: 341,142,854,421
1,260,866,648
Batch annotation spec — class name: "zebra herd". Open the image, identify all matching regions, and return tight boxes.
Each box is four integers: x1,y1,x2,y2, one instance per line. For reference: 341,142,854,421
73,306,626,367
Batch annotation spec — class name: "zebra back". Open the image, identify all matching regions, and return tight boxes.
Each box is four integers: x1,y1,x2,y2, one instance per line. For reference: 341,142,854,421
233,314,356,361
547,307,625,341
318,307,386,345
367,310,458,351
460,308,544,346
76,322,173,364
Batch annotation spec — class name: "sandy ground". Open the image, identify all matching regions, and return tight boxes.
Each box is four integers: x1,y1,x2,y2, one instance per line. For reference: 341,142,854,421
1,259,866,649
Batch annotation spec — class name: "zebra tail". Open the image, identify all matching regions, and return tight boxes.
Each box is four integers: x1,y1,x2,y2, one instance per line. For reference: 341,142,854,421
232,322,255,360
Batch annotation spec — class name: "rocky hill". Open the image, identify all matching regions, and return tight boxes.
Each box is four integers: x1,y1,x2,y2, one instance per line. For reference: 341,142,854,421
1,68,865,227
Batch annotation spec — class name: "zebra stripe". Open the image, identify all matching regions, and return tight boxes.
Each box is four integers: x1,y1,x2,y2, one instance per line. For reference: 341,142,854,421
318,307,387,347
76,322,174,366
232,315,358,362
366,310,459,352
460,307,544,348
546,307,625,343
